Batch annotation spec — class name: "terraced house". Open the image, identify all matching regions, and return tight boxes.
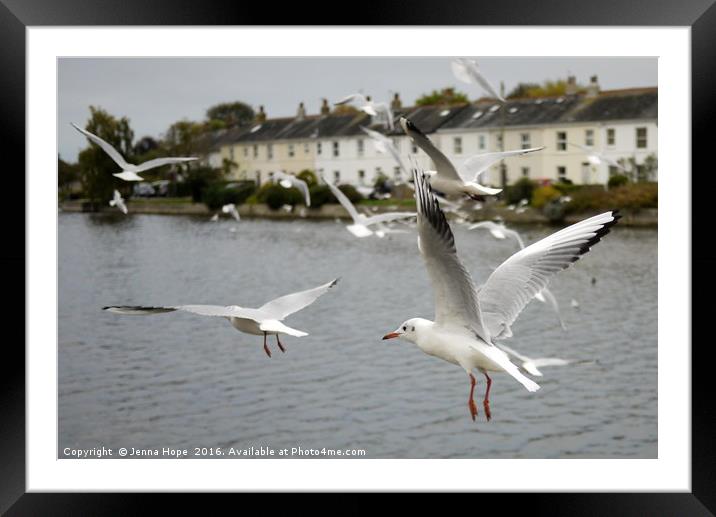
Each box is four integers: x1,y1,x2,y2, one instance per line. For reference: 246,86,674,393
213,76,657,187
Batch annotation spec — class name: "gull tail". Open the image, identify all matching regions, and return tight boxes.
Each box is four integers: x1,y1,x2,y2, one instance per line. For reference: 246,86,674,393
259,320,308,337
479,345,541,392
464,182,503,197
114,171,144,182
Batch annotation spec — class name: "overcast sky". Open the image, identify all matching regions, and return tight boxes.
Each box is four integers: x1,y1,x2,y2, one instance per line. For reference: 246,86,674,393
58,57,656,161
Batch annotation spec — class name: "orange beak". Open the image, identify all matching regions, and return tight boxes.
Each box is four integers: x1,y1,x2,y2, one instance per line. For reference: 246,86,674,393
382,332,400,340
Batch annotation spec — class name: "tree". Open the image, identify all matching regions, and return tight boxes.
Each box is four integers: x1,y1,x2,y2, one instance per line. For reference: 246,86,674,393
415,87,469,106
206,101,254,128
133,136,159,156
506,79,586,99
506,82,540,99
58,156,80,199
77,106,134,204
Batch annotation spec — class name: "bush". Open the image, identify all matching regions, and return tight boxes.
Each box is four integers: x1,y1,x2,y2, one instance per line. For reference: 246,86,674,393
203,181,256,210
308,184,333,208
552,181,579,195
564,182,657,214
608,174,630,189
251,183,304,210
531,185,562,209
297,169,318,188
337,184,363,204
504,177,535,205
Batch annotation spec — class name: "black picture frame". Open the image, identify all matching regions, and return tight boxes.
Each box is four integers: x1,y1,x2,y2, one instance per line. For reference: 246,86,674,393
3,0,710,513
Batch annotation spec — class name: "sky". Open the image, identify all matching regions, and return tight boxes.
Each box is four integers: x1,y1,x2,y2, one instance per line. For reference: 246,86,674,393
58,57,657,161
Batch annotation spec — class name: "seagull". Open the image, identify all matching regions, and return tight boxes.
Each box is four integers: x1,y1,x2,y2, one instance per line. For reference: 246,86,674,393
222,203,240,221
108,189,128,214
103,279,339,357
567,142,626,172
360,126,407,173
322,176,415,238
496,344,590,377
571,299,580,309
334,93,394,130
400,117,543,199
71,123,197,181
451,57,505,103
468,221,567,330
272,171,311,207
210,213,219,222
383,167,620,421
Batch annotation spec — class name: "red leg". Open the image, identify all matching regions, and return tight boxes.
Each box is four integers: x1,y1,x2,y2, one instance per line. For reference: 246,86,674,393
263,332,272,358
483,372,492,421
276,334,286,353
468,373,478,422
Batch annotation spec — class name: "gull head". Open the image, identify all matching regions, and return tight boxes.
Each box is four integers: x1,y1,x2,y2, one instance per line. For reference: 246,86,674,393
382,318,430,343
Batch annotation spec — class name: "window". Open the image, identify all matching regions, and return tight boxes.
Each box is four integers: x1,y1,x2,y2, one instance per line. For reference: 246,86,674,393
288,144,294,157
585,129,594,147
333,171,340,183
609,165,619,177
229,147,235,161
520,133,531,149
332,141,339,157
453,137,463,154
394,166,401,179
253,145,258,158
267,144,273,160
243,146,248,157
304,143,309,153
556,131,567,151
478,134,486,150
496,134,503,150
317,142,322,155
636,127,647,148
521,167,530,178
607,128,615,146
357,139,365,156
557,166,567,181
358,170,366,184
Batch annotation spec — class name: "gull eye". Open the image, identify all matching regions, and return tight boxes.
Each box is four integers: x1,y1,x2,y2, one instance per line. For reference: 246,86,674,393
402,326,407,331
411,326,415,331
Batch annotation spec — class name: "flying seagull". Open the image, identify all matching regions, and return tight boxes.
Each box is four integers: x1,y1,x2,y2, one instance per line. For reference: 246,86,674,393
400,117,543,199
272,171,311,207
360,126,407,174
108,189,128,214
568,142,626,172
451,57,505,103
383,167,619,422
71,122,197,181
322,176,415,238
103,279,339,358
334,93,394,130
468,221,567,331
222,203,241,221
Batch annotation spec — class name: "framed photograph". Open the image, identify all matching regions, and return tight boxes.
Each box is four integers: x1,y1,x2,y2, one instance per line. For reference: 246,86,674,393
4,0,710,513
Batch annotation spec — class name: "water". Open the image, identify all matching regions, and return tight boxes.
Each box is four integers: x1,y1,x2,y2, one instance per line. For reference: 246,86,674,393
58,213,657,459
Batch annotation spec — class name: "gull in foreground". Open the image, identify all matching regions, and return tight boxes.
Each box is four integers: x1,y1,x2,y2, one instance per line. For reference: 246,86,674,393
104,279,338,357
383,168,620,421
71,123,197,181
334,93,394,130
108,189,128,214
468,221,567,331
496,344,592,377
322,176,415,238
451,57,505,103
568,142,626,172
272,171,311,207
222,203,240,221
400,117,543,199
360,126,407,174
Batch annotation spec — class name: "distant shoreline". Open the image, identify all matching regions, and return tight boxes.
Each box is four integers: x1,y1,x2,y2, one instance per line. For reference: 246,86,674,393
59,199,657,227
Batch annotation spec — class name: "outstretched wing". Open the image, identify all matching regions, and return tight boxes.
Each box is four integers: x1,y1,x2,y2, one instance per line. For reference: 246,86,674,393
454,58,505,102
71,122,131,170
478,211,620,340
134,157,197,173
463,147,544,182
103,304,261,320
258,279,339,320
413,167,489,342
400,117,462,182
334,93,367,107
361,126,407,173
323,177,361,223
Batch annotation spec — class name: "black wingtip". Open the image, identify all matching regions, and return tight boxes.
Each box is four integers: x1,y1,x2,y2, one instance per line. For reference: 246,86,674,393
330,278,340,287
577,211,622,256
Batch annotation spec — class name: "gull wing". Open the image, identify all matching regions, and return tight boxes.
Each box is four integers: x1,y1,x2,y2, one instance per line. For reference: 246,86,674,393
334,93,367,106
276,171,311,207
71,122,131,170
258,279,339,320
361,126,406,172
134,157,198,173
400,117,462,183
538,287,567,331
463,147,544,182
323,177,361,223
103,304,261,321
413,168,489,342
478,211,620,340
454,58,505,102
362,212,416,227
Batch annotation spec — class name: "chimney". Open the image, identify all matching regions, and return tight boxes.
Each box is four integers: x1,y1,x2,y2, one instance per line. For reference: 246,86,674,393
256,105,267,122
320,98,330,116
566,75,578,95
296,101,306,121
586,75,600,98
391,92,402,110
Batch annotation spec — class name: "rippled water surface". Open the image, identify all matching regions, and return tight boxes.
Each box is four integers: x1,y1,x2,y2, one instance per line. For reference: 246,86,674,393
59,213,657,458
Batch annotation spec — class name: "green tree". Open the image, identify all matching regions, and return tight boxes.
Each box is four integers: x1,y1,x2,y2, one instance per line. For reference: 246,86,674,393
77,106,134,204
507,79,586,99
296,169,318,187
206,102,255,128
58,156,80,199
415,87,469,106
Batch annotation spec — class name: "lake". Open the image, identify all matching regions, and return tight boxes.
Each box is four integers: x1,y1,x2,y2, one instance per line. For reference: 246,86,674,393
58,212,657,459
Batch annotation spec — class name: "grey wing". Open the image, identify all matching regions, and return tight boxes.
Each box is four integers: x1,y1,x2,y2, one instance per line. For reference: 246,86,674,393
463,59,505,102
463,147,544,182
103,304,261,320
322,176,361,222
134,157,198,172
400,118,462,182
478,211,621,339
413,167,489,341
293,177,311,207
72,123,130,169
363,212,416,227
334,93,366,106
258,279,339,320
